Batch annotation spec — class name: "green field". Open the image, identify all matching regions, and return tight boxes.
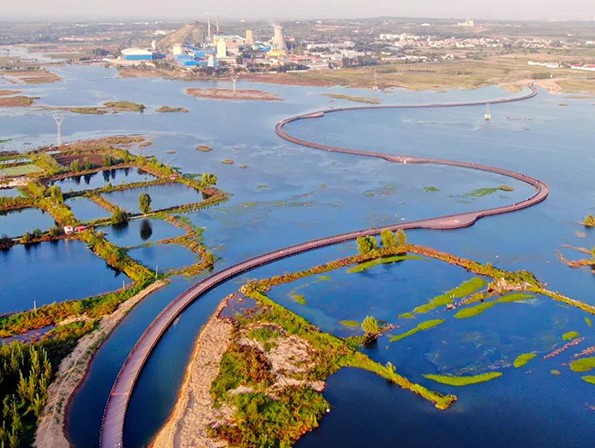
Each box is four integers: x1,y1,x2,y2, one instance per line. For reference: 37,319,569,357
0,164,43,176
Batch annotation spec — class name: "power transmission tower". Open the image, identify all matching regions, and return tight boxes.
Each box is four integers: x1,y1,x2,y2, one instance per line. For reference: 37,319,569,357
53,116,64,146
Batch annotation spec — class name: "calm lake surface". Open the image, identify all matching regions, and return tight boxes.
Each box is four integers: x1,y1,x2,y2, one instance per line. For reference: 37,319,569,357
0,64,593,447
47,167,155,193
0,239,126,314
0,207,56,237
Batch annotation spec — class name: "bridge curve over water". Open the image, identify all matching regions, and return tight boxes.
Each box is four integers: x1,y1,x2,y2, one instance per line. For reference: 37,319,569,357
100,84,546,447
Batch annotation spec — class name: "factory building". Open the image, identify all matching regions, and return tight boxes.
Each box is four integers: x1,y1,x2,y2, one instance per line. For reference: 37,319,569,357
121,48,153,61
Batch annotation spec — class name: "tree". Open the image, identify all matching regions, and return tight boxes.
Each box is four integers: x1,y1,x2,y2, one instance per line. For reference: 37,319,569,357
356,235,377,255
396,229,407,246
111,209,129,225
200,172,218,189
49,185,63,204
381,229,396,248
139,192,152,215
361,316,380,345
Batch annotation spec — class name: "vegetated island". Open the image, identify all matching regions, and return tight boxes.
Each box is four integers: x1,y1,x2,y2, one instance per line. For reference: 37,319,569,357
152,230,595,448
156,106,189,113
0,95,38,107
56,101,147,114
0,69,62,85
186,88,282,102
323,93,381,104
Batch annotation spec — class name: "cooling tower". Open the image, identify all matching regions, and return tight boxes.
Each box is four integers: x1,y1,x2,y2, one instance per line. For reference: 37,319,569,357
272,25,287,52
245,29,255,46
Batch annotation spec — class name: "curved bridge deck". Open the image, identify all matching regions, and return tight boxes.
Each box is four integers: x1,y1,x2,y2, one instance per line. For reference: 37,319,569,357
100,85,546,447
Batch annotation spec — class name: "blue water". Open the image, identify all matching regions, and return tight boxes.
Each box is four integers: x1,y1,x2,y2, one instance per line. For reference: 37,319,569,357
128,243,197,272
102,183,203,214
0,207,56,237
0,239,126,314
66,197,109,222
0,187,22,198
47,168,155,193
0,64,593,447
102,218,185,247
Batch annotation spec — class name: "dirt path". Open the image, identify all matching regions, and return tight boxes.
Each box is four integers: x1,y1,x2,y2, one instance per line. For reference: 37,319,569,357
35,280,167,448
151,297,233,448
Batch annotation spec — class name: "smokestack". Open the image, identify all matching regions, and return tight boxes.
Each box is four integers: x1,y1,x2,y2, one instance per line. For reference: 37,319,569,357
216,16,220,33
245,29,255,46
272,25,287,52
207,15,212,41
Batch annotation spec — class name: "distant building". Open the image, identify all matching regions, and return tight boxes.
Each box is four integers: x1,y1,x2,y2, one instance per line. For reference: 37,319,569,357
272,26,288,53
216,39,227,58
121,48,153,61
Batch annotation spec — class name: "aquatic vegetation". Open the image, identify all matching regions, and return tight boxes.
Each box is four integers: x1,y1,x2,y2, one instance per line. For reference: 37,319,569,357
586,317,592,327
454,293,534,319
389,319,445,343
551,370,561,375
398,312,415,319
424,186,440,192
323,93,381,104
460,185,514,198
196,145,212,152
155,106,188,113
582,215,595,227
413,277,487,314
569,357,595,373
513,353,537,368
290,294,306,305
347,254,421,273
340,320,360,328
222,159,234,165
582,376,595,385
562,331,580,341
423,372,503,386
103,101,146,112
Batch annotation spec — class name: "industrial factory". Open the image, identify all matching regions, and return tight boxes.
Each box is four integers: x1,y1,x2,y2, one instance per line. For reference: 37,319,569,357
114,20,290,71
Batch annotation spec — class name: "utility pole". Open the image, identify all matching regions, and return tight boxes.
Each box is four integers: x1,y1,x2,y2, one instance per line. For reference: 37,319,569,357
53,116,64,146
231,73,239,94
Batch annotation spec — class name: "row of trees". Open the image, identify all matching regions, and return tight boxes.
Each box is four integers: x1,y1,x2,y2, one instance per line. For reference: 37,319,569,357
356,229,407,255
0,344,52,448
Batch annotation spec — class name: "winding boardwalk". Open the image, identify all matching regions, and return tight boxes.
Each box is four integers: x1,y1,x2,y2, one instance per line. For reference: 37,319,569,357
100,85,546,448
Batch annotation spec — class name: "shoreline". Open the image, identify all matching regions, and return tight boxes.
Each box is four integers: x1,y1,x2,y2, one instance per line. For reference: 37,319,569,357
35,279,167,448
151,296,233,448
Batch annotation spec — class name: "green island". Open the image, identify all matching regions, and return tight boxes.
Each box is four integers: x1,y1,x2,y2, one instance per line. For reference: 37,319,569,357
423,372,503,386
562,331,580,341
58,101,147,115
569,357,595,373
582,376,595,385
155,106,189,113
513,353,537,368
323,93,382,104
389,319,445,342
0,136,229,447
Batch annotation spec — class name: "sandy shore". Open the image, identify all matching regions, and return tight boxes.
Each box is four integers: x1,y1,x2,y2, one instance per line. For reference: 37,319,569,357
152,297,233,448
35,280,167,448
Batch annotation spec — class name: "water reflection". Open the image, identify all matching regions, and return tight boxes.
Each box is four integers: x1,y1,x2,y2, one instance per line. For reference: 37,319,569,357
140,219,153,241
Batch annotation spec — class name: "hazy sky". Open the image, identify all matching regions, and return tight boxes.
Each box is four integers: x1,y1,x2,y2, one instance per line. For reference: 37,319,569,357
3,0,594,21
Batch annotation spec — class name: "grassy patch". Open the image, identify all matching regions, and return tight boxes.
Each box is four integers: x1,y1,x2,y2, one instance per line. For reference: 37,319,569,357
562,331,580,341
582,376,595,385
413,277,487,314
347,254,422,273
513,352,537,368
340,320,360,328
247,326,283,343
103,101,146,112
290,293,306,305
423,372,503,386
389,319,445,343
323,93,381,104
454,293,534,319
586,317,593,327
156,106,189,113
569,357,595,373
424,186,440,192
0,164,43,176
